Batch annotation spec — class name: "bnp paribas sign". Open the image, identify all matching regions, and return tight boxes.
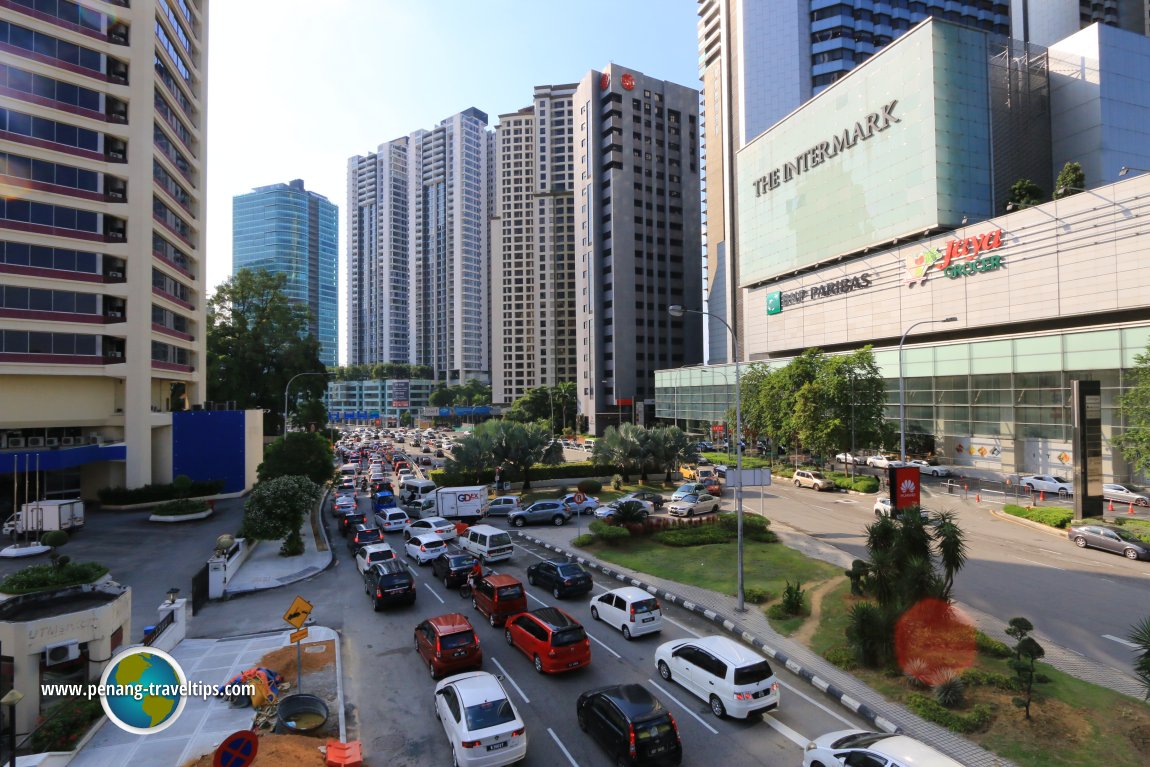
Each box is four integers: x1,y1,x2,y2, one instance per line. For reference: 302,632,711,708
749,100,901,197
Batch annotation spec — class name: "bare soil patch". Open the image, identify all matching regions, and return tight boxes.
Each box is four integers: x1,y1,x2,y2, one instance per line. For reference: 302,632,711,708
790,575,845,645
258,638,335,677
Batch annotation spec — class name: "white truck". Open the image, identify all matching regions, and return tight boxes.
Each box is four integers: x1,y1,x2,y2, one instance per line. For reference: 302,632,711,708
430,485,486,524
3,499,85,537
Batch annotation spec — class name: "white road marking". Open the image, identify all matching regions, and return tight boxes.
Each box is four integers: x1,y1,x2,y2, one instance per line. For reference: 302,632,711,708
490,657,529,703
1103,634,1140,649
646,679,719,734
811,505,835,512
587,632,622,659
1036,548,1062,555
663,615,699,635
833,499,859,505
547,728,580,767
762,715,810,748
1015,557,1066,571
777,681,856,727
422,583,444,604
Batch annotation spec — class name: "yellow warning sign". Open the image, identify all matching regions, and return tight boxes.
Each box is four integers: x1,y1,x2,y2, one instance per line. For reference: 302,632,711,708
289,627,309,644
282,595,313,629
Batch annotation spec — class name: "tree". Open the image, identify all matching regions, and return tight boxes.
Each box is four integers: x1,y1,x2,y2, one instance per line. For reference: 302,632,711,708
592,425,646,482
258,432,336,485
1116,342,1150,477
241,475,320,556
1006,617,1045,719
292,397,328,432
1053,161,1085,198
206,269,326,435
444,420,559,490
647,426,695,484
1128,615,1150,700
1006,178,1045,210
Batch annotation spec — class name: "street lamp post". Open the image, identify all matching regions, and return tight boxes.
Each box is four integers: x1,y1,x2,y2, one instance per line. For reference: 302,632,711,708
898,318,958,461
669,305,747,612
283,372,331,437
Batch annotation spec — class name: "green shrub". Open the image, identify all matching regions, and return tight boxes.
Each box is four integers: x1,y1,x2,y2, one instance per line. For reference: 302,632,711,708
653,524,731,547
98,479,225,505
40,530,69,548
905,694,991,733
932,669,965,707
743,587,772,604
824,646,858,671
1002,504,1074,529
852,476,880,493
974,630,1013,658
588,520,631,544
781,579,805,616
152,499,211,516
0,561,109,594
430,462,620,487
571,534,595,547
30,698,104,752
577,478,604,495
766,603,792,620
611,474,624,490
960,668,1018,691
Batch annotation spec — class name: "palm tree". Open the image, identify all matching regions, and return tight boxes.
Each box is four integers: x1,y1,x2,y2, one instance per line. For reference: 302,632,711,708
612,500,649,525
648,426,696,485
930,510,968,597
1128,615,1150,700
592,425,642,482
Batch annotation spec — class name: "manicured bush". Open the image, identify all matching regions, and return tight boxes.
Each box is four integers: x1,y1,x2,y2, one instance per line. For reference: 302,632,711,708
716,513,778,542
905,694,991,734
0,561,108,594
571,534,596,547
851,476,880,493
653,524,731,547
1002,504,1074,529
40,530,69,548
30,698,104,752
766,603,792,620
97,479,225,505
824,646,858,671
974,630,1013,658
960,668,1018,691
152,499,211,516
743,587,772,604
588,519,631,544
430,462,621,487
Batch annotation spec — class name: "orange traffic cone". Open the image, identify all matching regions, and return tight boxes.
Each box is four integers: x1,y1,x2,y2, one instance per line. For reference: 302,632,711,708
1130,502,1136,516
1108,499,1114,512
976,493,981,503
1039,490,1045,502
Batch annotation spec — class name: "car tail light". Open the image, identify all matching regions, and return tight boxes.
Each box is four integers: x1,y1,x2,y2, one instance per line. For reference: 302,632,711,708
735,692,753,701
375,589,382,597
462,739,481,748
420,545,426,552
670,713,681,743
434,638,442,658
629,605,636,622
511,727,524,738
628,724,637,759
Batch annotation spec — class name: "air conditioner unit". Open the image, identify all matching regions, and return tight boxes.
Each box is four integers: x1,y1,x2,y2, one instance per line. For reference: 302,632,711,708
44,641,80,666
109,351,123,358
107,270,124,279
27,437,44,447
61,437,75,446
89,433,100,444
45,438,59,447
108,310,123,318
7,438,24,448
107,151,125,161
107,190,125,201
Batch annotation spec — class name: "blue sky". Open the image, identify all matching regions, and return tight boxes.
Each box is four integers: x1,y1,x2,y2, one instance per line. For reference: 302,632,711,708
205,0,701,297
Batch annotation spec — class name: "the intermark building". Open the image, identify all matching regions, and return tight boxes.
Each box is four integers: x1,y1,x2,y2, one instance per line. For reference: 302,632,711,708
657,18,1150,482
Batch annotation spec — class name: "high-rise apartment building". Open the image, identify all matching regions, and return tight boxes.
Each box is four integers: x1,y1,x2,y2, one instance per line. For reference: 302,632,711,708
232,180,338,367
574,66,704,435
0,0,208,493
490,84,578,406
347,109,492,385
1013,0,1150,45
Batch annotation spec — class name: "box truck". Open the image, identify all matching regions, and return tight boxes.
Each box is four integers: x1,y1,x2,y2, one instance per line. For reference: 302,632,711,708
431,486,485,524
3,499,85,537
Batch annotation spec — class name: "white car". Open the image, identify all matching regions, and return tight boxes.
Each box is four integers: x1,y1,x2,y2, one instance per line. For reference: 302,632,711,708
874,496,929,522
405,533,447,565
1019,474,1073,497
375,508,410,532
866,455,905,468
835,452,865,465
589,586,663,639
803,729,964,767
1102,483,1150,507
667,493,720,517
354,543,396,574
655,635,780,719
908,459,949,476
404,516,457,542
433,671,526,767
594,498,654,520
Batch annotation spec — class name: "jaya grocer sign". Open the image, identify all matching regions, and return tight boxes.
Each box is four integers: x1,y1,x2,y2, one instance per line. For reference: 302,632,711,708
907,228,1005,285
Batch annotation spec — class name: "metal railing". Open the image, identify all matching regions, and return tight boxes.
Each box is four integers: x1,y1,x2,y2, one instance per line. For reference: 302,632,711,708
143,608,175,646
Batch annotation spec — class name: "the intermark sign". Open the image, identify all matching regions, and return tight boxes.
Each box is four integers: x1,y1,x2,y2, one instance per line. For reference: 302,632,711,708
750,100,901,198
908,228,1006,285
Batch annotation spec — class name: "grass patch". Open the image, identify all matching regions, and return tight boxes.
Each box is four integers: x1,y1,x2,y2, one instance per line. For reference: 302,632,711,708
1003,504,1074,529
0,561,109,594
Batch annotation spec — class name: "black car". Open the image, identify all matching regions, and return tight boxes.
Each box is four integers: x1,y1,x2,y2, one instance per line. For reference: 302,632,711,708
526,559,594,599
348,524,383,555
430,552,478,589
577,684,682,766
625,490,665,509
1068,523,1150,560
339,511,366,535
363,559,416,610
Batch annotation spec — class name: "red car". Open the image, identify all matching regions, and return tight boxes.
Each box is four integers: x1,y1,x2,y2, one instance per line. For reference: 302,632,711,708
504,607,590,674
414,613,483,679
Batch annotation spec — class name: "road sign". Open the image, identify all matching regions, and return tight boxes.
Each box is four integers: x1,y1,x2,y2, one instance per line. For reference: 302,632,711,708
213,730,258,767
282,595,313,629
573,492,586,504
289,627,309,643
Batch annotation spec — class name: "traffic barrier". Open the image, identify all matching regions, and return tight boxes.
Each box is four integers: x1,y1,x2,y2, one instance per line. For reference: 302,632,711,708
326,740,363,767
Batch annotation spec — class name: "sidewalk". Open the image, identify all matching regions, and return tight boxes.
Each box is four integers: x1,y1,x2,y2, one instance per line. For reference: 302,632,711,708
70,626,341,767
517,517,1140,767
223,501,332,596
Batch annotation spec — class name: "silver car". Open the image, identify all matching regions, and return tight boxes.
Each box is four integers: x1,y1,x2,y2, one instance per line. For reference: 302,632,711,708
1102,483,1150,507
508,500,572,527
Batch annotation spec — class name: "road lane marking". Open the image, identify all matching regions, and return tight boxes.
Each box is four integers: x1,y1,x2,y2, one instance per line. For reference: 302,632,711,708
547,727,580,767
646,679,719,734
777,681,857,727
422,583,444,604
1015,557,1066,571
1103,634,1140,649
587,632,622,659
1036,548,1061,555
763,715,810,748
811,505,835,512
490,657,529,704
664,615,699,635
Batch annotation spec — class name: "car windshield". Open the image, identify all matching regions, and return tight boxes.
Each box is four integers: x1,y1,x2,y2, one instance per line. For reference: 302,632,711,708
552,626,587,646
488,533,512,547
1114,528,1142,542
464,698,517,731
556,564,584,577
440,630,476,650
497,584,523,600
1052,476,1069,483
632,598,658,614
831,732,893,749
809,471,826,479
448,555,476,568
733,660,774,685
680,495,699,503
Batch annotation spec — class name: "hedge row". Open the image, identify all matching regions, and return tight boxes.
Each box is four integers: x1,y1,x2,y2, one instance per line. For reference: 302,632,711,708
1002,504,1074,529
98,479,226,505
905,694,992,733
152,499,211,516
429,462,621,487
0,561,109,594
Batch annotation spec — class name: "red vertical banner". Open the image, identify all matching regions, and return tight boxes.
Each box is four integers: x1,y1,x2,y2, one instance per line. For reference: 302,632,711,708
891,466,921,510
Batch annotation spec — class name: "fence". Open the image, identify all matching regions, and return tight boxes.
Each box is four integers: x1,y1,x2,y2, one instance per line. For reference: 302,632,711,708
143,607,175,646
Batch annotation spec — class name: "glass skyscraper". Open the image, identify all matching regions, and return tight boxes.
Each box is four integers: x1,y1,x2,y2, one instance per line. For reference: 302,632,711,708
232,180,339,367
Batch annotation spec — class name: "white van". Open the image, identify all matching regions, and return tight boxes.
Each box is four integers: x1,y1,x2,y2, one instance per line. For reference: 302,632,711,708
399,478,437,508
458,524,514,563
654,635,780,719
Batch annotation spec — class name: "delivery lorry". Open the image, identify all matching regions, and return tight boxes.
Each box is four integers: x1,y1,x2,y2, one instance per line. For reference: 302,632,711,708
3,499,85,537
430,486,485,524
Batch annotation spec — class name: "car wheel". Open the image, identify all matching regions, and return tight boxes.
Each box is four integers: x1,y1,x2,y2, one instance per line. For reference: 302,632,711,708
1058,488,1069,498
687,509,694,517
372,599,381,612
1023,484,1035,492
709,694,726,718
622,625,632,640
513,517,526,528
528,573,536,585
428,659,438,679
505,628,514,645
658,660,672,681
578,713,587,732
793,479,801,487
1125,548,1140,560
489,613,499,628
553,515,566,526
590,606,600,621
1073,535,1088,548
553,586,562,599
534,655,544,673
711,505,719,514
1138,498,1150,507
443,576,451,588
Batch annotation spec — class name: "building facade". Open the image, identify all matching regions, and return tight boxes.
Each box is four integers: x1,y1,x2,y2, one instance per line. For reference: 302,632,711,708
347,109,492,386
490,84,578,406
1013,0,1149,45
573,66,704,434
0,0,209,495
232,179,338,367
327,378,437,428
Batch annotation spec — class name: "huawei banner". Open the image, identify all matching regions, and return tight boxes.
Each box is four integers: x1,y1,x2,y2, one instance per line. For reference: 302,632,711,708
891,466,921,510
